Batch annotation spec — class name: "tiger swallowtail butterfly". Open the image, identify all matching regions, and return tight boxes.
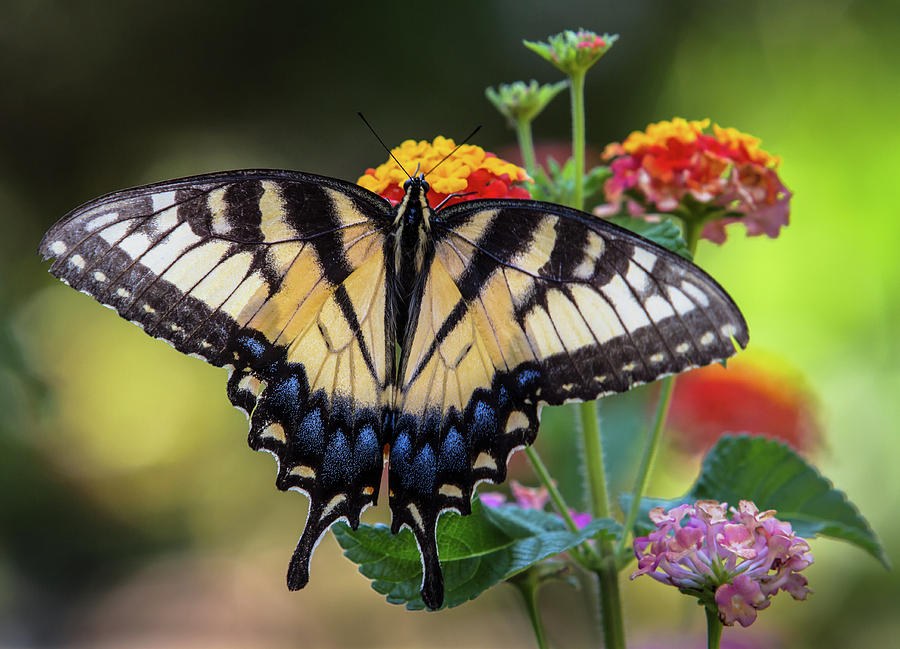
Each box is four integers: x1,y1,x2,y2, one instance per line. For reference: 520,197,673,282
40,167,748,609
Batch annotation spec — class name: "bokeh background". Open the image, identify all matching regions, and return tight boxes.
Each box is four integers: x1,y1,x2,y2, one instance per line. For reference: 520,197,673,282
1,1,898,647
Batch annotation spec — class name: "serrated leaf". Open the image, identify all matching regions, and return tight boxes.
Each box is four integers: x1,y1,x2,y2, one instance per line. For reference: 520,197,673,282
334,500,619,610
690,435,888,566
620,435,887,567
606,216,692,259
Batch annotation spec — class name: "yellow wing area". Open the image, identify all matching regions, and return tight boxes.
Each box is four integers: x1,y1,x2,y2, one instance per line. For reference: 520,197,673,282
398,254,496,417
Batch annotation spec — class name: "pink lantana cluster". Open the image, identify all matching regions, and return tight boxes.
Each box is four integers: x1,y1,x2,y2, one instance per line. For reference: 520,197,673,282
481,481,592,529
631,500,812,627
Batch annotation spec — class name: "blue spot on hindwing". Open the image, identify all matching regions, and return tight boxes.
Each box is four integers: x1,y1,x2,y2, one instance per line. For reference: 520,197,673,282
469,400,497,444
410,444,436,493
321,429,351,486
516,368,540,391
295,408,325,456
439,426,467,473
268,375,301,411
353,424,380,472
390,431,412,485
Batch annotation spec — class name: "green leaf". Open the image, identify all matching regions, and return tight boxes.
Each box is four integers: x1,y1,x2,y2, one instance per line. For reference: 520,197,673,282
691,435,888,566
620,435,888,567
333,500,619,610
606,216,692,260
528,157,610,206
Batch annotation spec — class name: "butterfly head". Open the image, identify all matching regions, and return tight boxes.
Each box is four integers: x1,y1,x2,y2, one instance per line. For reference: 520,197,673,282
397,174,432,229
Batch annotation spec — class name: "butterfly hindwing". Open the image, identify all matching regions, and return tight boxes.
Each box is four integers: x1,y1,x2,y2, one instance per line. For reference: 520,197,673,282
39,170,396,590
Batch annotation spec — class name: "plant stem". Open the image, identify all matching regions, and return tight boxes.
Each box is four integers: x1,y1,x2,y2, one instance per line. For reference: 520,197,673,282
525,447,581,534
597,556,626,649
516,117,538,178
569,71,587,209
525,446,600,567
615,376,675,561
706,607,723,649
566,64,624,649
580,401,625,649
579,402,611,520
512,572,550,649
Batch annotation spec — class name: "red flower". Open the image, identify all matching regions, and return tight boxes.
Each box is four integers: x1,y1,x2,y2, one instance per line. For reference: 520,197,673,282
666,361,820,455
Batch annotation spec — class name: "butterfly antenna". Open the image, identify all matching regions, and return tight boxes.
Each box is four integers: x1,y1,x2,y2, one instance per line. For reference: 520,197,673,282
424,125,482,178
358,112,411,179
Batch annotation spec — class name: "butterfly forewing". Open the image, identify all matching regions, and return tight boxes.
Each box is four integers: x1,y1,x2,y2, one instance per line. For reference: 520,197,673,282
39,170,397,591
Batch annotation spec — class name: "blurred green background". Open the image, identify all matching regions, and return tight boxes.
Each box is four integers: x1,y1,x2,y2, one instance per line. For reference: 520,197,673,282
1,1,898,647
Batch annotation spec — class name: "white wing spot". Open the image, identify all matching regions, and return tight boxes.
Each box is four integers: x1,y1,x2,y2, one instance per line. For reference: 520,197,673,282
631,247,658,272
721,323,738,338
50,240,67,255
69,254,85,269
85,212,119,232
151,191,177,213
681,281,710,307
92,271,107,282
116,287,131,298
649,352,665,363
169,323,182,332
474,452,497,470
505,411,529,433
700,332,715,346
439,484,463,498
120,232,153,259
562,383,574,391
675,342,690,354
142,304,156,314
290,465,316,479
98,220,132,245
645,294,676,321
622,362,636,372
260,423,287,443
321,494,347,518
593,375,607,383
666,286,696,315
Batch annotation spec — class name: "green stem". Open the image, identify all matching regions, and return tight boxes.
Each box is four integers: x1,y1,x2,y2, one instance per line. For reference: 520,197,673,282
615,376,675,562
579,402,611,520
580,402,625,649
525,446,600,568
596,558,626,649
569,71,587,210
512,572,550,649
516,117,538,179
683,217,704,256
526,447,583,534
706,607,723,649
567,66,623,649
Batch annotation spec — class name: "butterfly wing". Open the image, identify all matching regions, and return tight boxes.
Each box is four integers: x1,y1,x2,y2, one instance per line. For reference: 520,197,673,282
39,170,395,590
393,199,748,608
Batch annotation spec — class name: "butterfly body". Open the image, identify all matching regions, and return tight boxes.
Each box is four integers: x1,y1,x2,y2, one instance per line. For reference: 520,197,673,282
40,168,748,609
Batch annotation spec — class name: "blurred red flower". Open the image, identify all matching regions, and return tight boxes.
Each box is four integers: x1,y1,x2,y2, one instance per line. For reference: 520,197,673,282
667,361,820,455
